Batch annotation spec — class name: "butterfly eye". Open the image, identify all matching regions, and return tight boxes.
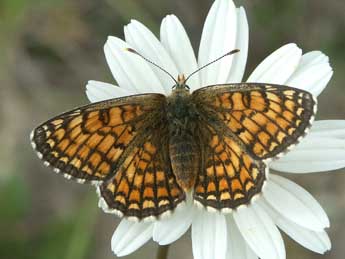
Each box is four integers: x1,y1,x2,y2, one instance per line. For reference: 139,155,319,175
171,83,189,90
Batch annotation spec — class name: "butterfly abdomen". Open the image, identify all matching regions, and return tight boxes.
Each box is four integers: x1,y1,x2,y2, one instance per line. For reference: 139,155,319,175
167,90,199,191
169,134,199,191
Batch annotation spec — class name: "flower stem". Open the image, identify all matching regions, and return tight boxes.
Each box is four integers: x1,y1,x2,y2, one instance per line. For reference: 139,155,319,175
156,245,170,259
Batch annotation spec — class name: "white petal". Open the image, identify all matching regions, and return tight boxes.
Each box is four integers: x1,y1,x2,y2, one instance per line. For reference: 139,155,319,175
267,174,329,228
124,20,178,94
233,204,285,259
263,175,328,231
259,200,331,254
111,219,153,257
271,160,345,174
286,51,333,96
160,15,200,91
279,148,345,163
198,0,237,86
227,7,249,83
270,142,345,173
192,211,227,259
247,43,302,84
86,80,135,102
278,223,331,254
226,216,257,259
104,36,165,94
293,136,345,150
310,120,345,139
271,120,345,173
153,202,194,245
289,51,329,77
298,51,329,67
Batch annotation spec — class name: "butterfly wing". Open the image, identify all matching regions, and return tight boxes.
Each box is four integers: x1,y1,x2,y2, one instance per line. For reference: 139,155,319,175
32,93,186,219
194,124,267,211
193,83,316,160
31,94,166,185
192,83,316,210
98,126,185,220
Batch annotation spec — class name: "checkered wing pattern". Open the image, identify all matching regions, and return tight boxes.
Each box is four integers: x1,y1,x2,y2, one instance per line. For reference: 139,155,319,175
31,94,165,184
194,125,266,210
193,83,316,160
192,83,316,209
99,129,185,219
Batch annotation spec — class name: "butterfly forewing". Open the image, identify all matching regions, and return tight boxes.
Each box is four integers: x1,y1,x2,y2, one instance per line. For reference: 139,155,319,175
193,83,316,160
31,94,166,184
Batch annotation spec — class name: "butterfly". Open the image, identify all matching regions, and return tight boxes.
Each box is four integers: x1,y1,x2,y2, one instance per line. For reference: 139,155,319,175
31,50,317,221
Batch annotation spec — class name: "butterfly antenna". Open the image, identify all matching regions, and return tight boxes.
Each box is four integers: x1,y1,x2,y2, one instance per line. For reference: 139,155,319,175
184,49,240,84
125,48,179,85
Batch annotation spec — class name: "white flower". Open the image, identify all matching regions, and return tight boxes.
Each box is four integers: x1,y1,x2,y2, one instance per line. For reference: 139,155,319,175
86,0,345,259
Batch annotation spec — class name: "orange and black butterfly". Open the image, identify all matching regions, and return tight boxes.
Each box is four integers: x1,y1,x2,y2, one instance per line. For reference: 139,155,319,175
31,50,316,220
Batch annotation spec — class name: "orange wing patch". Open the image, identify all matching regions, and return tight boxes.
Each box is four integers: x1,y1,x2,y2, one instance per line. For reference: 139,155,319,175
31,94,165,184
194,126,266,211
98,136,185,219
193,83,316,160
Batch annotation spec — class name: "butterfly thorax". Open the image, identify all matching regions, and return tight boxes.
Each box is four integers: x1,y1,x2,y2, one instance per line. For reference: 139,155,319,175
167,87,200,191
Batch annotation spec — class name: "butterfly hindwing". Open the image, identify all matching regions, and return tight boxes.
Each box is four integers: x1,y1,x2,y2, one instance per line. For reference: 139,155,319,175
31,94,166,184
98,127,186,219
194,123,266,210
193,83,316,160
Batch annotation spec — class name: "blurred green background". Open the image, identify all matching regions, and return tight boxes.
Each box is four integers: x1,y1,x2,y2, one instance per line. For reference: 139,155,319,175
1,0,344,258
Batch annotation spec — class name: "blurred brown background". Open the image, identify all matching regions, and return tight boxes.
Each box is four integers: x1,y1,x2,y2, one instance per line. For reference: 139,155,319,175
1,0,345,258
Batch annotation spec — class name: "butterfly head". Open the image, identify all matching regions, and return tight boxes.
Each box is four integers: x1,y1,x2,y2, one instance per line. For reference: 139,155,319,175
172,74,190,92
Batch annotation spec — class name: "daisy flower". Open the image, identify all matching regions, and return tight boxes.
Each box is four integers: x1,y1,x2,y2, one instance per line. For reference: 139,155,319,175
85,0,345,258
